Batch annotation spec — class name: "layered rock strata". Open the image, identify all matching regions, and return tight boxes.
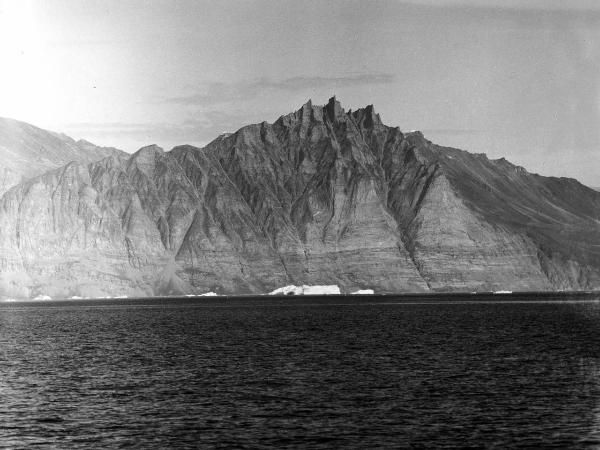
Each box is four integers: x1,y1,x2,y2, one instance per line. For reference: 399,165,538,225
0,98,599,298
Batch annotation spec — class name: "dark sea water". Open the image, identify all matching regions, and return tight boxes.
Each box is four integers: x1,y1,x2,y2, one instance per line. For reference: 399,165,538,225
1,295,600,448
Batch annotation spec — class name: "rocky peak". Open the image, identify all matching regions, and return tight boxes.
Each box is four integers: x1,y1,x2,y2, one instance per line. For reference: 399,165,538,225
134,144,164,156
128,145,164,177
276,99,324,129
324,96,345,122
350,104,382,129
297,99,324,124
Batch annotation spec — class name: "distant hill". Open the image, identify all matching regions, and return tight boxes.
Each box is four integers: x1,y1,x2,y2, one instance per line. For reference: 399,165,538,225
0,117,126,195
0,97,599,299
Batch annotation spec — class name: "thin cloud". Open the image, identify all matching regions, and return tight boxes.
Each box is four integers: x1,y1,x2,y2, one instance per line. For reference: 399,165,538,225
162,74,396,106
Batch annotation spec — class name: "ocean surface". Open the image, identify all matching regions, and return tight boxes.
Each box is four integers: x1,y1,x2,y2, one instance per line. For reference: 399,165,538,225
1,294,600,448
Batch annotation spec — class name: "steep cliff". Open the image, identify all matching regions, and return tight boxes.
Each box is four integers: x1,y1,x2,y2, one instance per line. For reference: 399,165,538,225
0,98,598,298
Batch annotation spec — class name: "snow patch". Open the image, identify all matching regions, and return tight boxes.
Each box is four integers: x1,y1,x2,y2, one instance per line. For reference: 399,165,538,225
269,285,341,295
351,289,375,295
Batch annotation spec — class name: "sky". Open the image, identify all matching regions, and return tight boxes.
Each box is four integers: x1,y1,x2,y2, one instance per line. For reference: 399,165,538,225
0,0,599,186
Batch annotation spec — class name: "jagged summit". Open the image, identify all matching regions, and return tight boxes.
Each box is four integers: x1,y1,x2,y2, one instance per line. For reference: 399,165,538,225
0,98,598,299
324,96,345,122
278,97,387,133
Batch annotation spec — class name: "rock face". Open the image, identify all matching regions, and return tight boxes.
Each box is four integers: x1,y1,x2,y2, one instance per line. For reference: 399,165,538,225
0,117,125,195
0,98,599,298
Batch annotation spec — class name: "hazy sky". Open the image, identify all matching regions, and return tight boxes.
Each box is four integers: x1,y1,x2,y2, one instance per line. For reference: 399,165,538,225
1,0,599,186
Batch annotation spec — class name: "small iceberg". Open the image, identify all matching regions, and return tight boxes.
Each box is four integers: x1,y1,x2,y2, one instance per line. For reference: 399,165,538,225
4,298,17,302
351,289,375,295
494,290,513,294
270,285,304,296
269,285,341,295
69,296,83,300
33,295,52,301
303,285,340,295
184,292,218,297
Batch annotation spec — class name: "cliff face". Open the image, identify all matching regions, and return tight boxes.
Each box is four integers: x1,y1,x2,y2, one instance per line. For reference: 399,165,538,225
0,118,126,195
0,98,599,298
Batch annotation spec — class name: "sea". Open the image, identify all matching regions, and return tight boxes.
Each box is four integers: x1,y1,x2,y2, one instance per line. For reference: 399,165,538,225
1,293,600,448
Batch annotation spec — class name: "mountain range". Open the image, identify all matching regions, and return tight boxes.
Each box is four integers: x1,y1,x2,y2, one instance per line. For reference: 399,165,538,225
0,97,599,299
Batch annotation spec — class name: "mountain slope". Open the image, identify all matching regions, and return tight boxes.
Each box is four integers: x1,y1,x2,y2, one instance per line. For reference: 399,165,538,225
0,117,126,195
0,98,598,298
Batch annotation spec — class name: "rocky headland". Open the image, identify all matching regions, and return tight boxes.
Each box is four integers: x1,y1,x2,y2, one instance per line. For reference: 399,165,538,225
0,98,599,299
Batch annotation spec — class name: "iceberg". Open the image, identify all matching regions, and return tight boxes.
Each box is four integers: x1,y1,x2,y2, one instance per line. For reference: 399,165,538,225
269,285,303,295
494,290,513,294
303,285,340,295
269,285,340,295
351,289,375,295
33,295,52,300
199,292,218,296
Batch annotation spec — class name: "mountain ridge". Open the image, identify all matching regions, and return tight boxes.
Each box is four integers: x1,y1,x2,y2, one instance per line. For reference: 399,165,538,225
0,117,127,196
0,97,598,299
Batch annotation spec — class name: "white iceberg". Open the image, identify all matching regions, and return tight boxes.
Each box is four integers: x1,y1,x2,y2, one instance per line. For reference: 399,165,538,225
269,285,341,295
199,292,218,296
33,295,52,301
269,285,304,296
4,298,17,302
69,296,83,300
303,285,340,295
351,289,375,295
494,290,513,294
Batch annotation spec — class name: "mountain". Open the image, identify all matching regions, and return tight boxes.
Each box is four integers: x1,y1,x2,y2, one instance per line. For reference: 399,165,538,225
0,97,599,299
0,117,126,195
